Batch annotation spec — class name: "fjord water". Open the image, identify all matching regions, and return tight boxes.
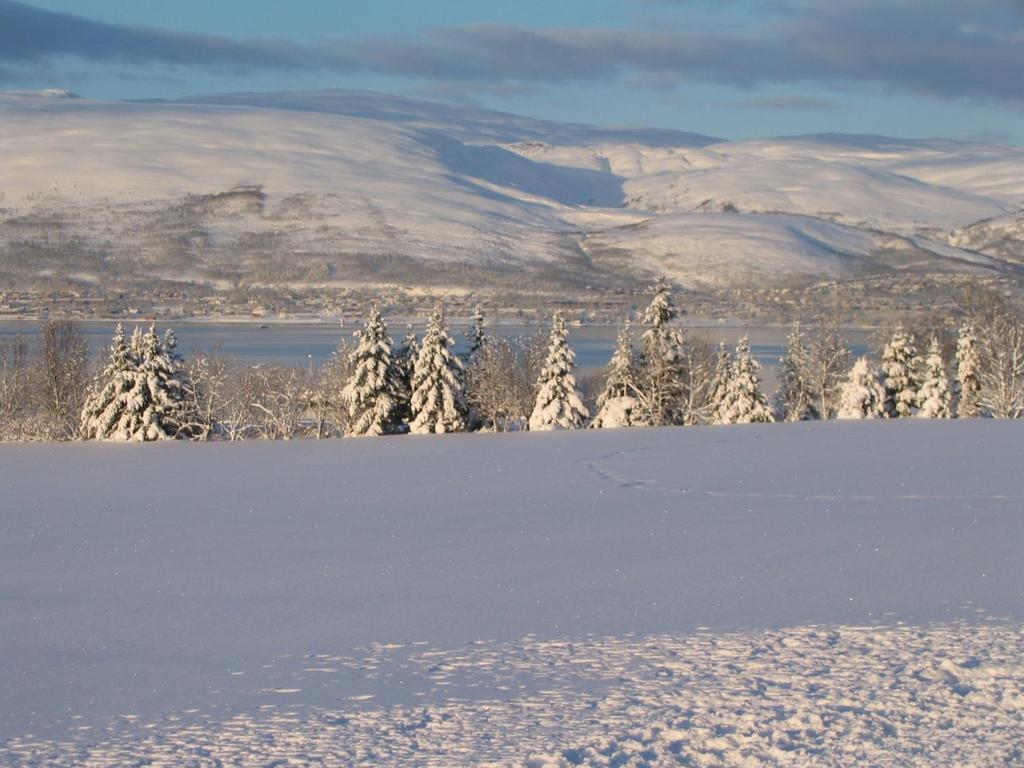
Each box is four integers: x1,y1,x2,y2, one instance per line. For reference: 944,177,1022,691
0,321,871,371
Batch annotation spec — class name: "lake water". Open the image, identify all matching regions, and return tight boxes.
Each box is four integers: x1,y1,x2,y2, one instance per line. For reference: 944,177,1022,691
0,321,872,373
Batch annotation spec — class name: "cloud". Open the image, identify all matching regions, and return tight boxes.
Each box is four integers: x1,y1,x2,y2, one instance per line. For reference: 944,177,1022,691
0,0,307,71
737,96,839,111
1,0,1022,109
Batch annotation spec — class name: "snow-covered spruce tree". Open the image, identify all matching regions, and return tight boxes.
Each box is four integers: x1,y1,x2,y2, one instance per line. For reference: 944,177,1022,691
837,357,886,419
592,321,641,428
80,323,136,440
708,342,732,422
465,304,487,362
132,324,192,440
955,322,981,418
715,336,774,424
395,323,419,422
637,276,685,426
917,337,952,419
529,312,589,431
881,325,919,418
409,305,469,434
82,323,191,441
775,321,815,422
340,308,404,436
398,324,419,383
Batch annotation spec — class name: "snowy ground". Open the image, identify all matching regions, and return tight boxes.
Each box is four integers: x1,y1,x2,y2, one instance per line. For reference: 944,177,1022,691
1,421,1023,765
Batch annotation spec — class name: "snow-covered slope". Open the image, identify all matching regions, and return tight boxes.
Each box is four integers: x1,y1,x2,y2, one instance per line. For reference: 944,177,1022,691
0,89,1021,291
951,211,1024,262
1,422,1022,764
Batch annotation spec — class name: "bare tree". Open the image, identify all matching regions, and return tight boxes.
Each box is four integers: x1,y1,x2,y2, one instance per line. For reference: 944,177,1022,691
0,334,32,439
220,363,266,441
466,336,534,431
775,322,816,422
523,327,549,403
679,334,718,425
248,364,310,440
310,341,354,438
182,351,233,440
954,287,1024,419
975,308,1024,419
804,320,851,420
33,320,88,440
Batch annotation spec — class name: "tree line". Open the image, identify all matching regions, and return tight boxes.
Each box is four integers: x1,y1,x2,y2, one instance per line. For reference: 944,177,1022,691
1,281,1022,442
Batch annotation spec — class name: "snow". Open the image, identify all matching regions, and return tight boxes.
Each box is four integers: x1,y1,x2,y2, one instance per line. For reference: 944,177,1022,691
1,89,1020,290
2,421,1023,765
577,212,998,289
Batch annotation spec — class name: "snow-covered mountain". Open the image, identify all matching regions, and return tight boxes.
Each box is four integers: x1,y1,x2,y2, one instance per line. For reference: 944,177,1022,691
0,88,1021,293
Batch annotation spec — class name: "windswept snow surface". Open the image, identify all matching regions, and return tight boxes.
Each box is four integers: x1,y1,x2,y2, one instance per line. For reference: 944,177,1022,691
2,421,1024,765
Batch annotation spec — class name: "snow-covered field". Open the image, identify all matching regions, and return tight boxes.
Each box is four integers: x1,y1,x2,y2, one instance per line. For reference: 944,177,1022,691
2,421,1023,765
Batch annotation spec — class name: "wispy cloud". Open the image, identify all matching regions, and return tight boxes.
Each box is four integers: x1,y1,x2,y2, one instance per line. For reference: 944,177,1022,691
1,0,1022,109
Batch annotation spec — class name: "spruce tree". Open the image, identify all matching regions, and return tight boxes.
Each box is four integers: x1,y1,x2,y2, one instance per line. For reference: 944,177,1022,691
715,336,774,424
81,323,191,441
409,305,468,434
955,322,982,418
637,276,684,426
134,324,192,440
80,323,135,440
837,357,886,419
709,342,732,421
135,325,191,438
396,323,419,422
529,313,589,431
775,321,815,422
917,337,952,419
340,308,404,436
592,321,641,428
881,325,919,418
465,304,487,362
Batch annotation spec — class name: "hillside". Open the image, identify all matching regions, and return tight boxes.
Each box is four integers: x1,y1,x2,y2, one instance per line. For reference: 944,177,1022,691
1,422,1022,765
0,89,1022,304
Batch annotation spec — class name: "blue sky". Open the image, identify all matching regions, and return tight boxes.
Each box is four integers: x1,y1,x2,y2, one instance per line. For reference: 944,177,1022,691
2,0,1023,143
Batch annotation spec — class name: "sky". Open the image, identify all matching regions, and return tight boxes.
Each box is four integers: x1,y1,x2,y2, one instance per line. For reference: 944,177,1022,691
2,0,1023,143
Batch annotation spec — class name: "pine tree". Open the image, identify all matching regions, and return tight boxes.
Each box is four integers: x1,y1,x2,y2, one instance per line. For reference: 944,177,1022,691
837,357,886,419
465,304,487,362
955,322,982,418
775,321,816,421
340,308,404,436
715,336,774,424
917,337,952,419
409,305,468,434
881,325,919,418
637,276,684,426
529,313,589,431
592,321,641,428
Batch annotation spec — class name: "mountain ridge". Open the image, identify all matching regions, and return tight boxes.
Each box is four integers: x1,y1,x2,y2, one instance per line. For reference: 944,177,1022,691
0,88,1021,305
